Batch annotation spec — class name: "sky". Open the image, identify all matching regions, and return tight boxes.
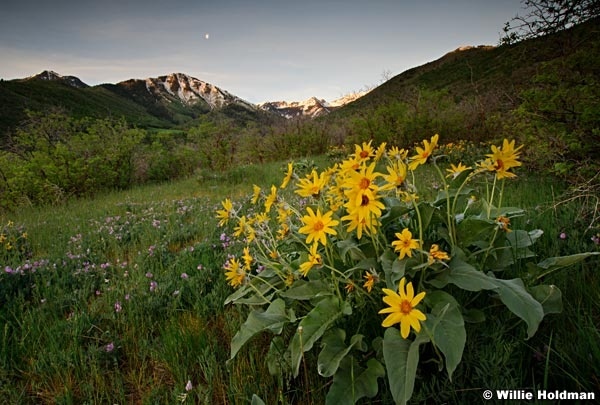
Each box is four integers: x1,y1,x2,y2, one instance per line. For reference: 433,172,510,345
0,0,524,104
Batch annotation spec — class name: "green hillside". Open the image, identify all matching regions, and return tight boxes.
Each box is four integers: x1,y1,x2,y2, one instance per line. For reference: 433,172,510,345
337,17,599,119
0,79,171,140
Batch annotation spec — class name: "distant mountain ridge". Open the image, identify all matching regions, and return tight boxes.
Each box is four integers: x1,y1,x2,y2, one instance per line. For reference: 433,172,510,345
0,70,366,139
27,70,90,89
259,91,368,119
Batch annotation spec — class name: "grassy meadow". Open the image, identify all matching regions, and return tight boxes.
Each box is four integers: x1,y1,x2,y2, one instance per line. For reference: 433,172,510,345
1,153,599,404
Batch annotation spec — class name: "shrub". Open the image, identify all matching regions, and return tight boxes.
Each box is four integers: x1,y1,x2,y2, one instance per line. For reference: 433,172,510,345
216,136,598,403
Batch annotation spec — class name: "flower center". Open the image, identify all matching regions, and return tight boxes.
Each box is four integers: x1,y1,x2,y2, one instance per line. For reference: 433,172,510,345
313,220,325,231
360,150,369,159
400,299,412,314
495,159,505,170
359,177,370,189
361,195,370,206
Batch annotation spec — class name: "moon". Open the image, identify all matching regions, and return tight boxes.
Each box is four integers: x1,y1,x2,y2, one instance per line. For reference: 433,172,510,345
204,33,210,40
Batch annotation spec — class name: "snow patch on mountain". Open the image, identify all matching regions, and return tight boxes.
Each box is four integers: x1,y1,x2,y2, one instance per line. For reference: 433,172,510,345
144,73,255,110
29,70,89,88
259,91,368,119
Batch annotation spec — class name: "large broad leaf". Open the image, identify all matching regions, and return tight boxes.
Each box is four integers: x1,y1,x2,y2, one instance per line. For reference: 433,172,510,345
445,259,499,291
265,336,289,376
455,217,495,246
251,394,266,405
529,285,563,315
531,252,600,279
325,357,385,404
225,277,278,305
382,328,430,405
337,238,368,262
230,298,291,359
317,328,365,377
280,279,332,300
494,277,545,338
446,259,544,339
425,291,465,381
507,229,543,249
290,296,352,377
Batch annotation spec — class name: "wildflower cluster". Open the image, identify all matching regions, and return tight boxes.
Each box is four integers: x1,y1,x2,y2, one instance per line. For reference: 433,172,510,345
0,220,31,263
217,136,593,404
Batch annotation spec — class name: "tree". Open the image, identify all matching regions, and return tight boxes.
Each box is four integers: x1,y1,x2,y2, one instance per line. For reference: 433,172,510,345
501,0,600,44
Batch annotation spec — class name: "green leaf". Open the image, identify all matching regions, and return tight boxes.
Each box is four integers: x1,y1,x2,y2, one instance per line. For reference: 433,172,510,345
462,308,486,323
446,259,498,291
506,229,543,249
533,252,600,279
325,357,385,404
337,238,367,262
416,202,436,232
318,328,365,377
230,298,291,359
265,336,289,376
529,285,563,315
446,259,544,339
382,328,430,405
280,280,332,300
493,277,544,339
425,291,465,381
456,217,495,246
251,394,266,405
290,296,351,377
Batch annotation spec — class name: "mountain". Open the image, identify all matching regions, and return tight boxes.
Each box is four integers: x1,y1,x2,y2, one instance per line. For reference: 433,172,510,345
332,17,599,124
29,70,90,89
0,71,265,142
259,97,329,119
259,91,367,119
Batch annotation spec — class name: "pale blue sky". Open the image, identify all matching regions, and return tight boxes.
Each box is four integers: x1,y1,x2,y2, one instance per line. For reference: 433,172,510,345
0,0,523,103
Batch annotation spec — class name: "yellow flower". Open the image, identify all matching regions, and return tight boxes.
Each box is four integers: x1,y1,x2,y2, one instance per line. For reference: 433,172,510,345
345,281,355,293
299,243,322,277
341,209,379,240
375,142,387,161
285,272,295,286
242,246,253,270
363,269,379,293
264,185,277,213
345,191,385,222
276,203,291,223
295,169,328,198
379,277,427,339
428,244,450,264
381,161,407,191
0,234,5,244
224,258,246,288
280,162,294,189
391,228,420,259
408,134,439,170
277,223,290,240
484,139,524,179
389,146,408,161
21,232,28,239
338,157,362,174
353,140,375,161
251,185,261,204
343,162,381,207
298,207,339,246
445,162,471,179
233,216,256,242
216,198,234,227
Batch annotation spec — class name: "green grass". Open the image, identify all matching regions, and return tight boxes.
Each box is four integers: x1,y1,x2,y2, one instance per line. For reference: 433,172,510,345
1,158,599,404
